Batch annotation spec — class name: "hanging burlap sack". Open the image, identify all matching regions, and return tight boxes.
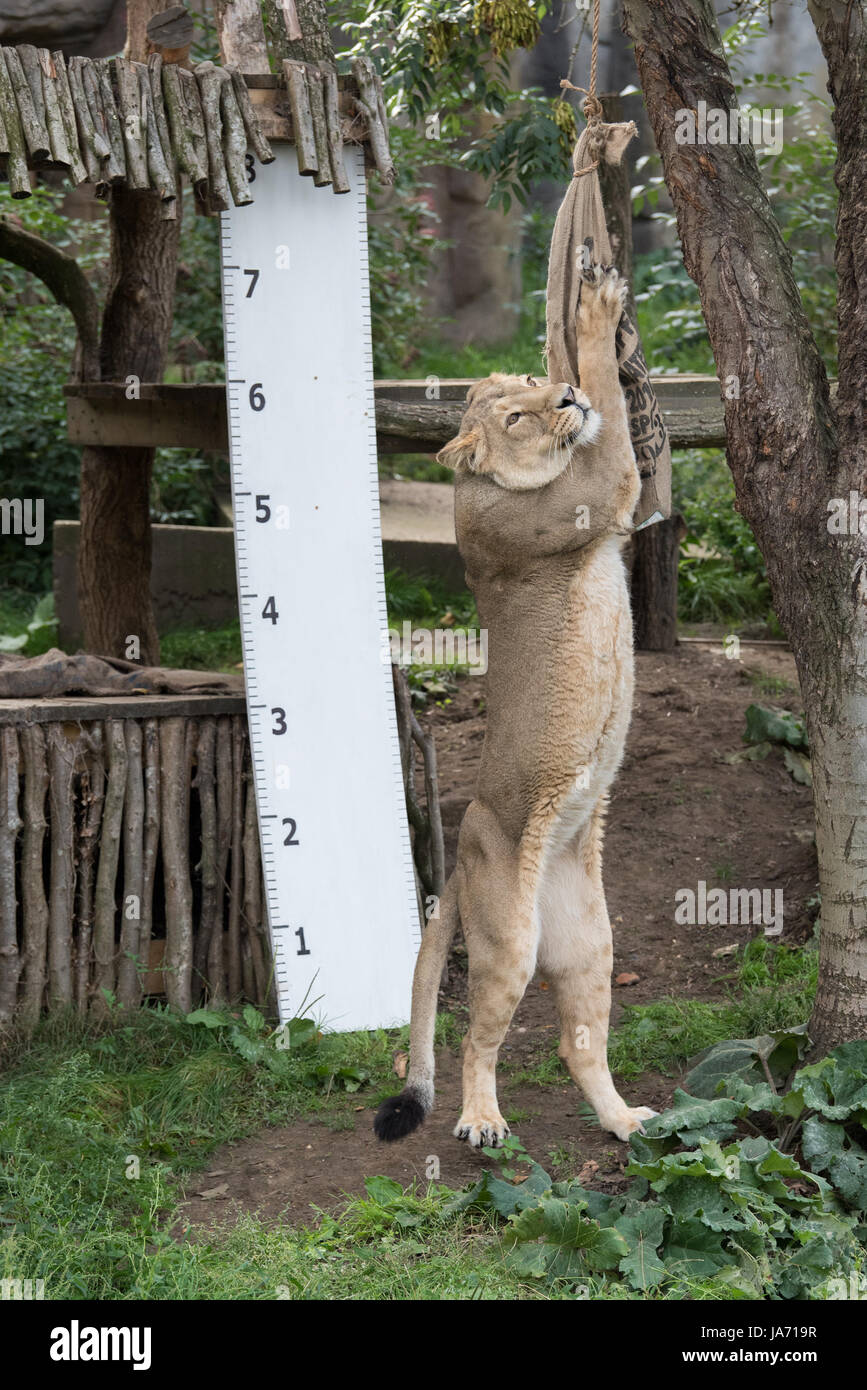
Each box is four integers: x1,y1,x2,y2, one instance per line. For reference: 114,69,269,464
546,121,672,529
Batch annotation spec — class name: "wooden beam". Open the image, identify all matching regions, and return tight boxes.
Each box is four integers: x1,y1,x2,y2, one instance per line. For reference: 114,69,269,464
65,376,731,453
0,694,247,726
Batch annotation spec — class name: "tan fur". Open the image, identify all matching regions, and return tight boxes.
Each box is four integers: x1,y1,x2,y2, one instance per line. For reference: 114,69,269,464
397,266,654,1148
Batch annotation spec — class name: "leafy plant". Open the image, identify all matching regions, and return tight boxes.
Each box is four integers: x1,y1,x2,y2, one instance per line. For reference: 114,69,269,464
450,1042,867,1298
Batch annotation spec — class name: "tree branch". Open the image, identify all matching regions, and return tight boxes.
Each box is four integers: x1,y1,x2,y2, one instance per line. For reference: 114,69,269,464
0,217,100,381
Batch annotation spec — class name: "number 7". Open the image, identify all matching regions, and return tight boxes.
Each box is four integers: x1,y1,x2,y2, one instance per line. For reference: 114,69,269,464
244,268,260,298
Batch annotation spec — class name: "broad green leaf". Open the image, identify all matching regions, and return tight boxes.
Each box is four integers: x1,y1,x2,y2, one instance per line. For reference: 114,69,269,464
744,703,807,748
663,1218,729,1278
185,1008,231,1028
364,1174,404,1206
801,1115,847,1171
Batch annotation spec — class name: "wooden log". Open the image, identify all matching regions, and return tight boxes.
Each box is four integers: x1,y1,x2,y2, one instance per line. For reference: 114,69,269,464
4,45,50,161
194,718,219,1002
47,724,76,1006
321,64,349,194
146,5,195,66
0,726,21,1023
195,61,231,213
19,725,49,1033
36,49,72,169
75,723,105,1013
160,718,193,1012
241,749,267,1003
113,56,149,190
147,54,177,191
227,65,274,165
216,0,270,74
134,60,177,214
0,50,31,196
283,59,318,176
162,62,208,190
67,57,105,182
51,49,89,186
350,55,394,184
305,65,332,188
117,721,145,1007
91,719,128,1015
227,717,245,1000
80,59,112,160
219,72,254,206
141,718,160,983
204,714,233,1002
95,58,127,183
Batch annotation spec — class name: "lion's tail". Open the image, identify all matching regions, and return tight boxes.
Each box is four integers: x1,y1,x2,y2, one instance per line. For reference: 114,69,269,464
374,873,459,1142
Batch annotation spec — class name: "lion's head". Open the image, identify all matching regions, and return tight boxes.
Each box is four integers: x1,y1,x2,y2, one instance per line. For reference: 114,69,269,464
436,373,601,491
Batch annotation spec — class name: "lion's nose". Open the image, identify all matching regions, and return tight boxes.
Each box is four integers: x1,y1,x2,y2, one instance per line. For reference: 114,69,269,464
557,386,576,408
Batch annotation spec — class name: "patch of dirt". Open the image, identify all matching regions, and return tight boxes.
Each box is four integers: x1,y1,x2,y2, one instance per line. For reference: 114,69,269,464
179,643,817,1233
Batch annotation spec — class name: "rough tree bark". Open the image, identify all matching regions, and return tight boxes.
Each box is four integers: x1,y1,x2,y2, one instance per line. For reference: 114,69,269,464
621,0,867,1050
76,0,182,665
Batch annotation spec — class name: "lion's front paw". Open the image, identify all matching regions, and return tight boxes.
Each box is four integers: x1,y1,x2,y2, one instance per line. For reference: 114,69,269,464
602,1105,658,1142
579,264,628,332
454,1111,511,1149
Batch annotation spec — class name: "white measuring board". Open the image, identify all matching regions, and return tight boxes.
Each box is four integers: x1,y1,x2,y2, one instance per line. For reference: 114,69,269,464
220,144,420,1033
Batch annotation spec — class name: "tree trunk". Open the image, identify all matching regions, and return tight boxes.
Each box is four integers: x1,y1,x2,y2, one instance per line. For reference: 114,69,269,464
77,0,181,664
262,0,334,65
630,513,685,651
620,0,867,1050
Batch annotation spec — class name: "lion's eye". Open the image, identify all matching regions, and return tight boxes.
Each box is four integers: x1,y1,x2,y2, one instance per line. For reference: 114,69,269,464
506,412,521,426
526,376,538,388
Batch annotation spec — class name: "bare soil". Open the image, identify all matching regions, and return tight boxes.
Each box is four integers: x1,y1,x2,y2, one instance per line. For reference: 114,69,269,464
179,642,817,1232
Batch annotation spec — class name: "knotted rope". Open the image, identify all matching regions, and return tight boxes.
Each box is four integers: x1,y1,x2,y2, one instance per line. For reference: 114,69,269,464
560,0,605,176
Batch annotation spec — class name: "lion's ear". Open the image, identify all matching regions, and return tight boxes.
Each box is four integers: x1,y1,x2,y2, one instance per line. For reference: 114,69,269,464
436,428,488,473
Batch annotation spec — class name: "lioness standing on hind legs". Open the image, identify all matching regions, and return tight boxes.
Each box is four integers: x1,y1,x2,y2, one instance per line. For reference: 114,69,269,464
375,264,656,1149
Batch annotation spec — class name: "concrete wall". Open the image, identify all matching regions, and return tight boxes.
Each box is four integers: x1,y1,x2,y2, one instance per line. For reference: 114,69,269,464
54,519,465,647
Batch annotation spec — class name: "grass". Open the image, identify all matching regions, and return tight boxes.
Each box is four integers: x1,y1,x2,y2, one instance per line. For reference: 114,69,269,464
505,938,817,1090
0,938,817,1300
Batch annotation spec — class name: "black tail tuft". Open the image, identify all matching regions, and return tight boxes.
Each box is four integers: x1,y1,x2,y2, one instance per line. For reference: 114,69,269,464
373,1088,426,1142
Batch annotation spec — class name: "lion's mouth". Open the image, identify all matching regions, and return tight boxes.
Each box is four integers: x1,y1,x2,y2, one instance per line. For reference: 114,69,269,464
554,402,589,444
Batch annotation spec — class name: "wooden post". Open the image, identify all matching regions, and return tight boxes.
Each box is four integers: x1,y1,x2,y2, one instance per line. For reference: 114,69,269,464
19,725,49,1033
0,727,22,1023
160,717,193,1011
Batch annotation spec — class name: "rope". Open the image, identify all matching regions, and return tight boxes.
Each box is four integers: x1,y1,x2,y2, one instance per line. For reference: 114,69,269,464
559,0,604,126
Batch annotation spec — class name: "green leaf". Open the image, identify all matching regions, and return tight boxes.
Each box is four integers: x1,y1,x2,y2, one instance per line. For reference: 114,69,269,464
184,1008,231,1028
663,1218,730,1278
364,1175,404,1206
615,1206,668,1290
241,1004,265,1032
801,1115,847,1171
744,703,808,748
638,1088,743,1137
